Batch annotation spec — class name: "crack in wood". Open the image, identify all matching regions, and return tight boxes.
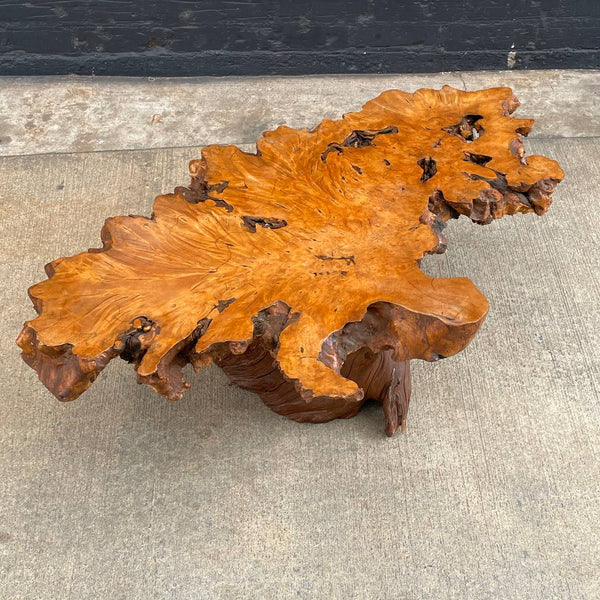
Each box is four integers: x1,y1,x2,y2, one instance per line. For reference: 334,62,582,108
315,254,355,265
321,125,398,162
241,216,288,233
418,157,437,182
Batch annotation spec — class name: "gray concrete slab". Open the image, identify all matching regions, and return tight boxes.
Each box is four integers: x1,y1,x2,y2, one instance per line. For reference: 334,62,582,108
0,69,598,157
0,135,598,598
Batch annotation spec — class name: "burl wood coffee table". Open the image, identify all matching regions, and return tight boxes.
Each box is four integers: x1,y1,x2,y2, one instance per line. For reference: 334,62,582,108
17,86,563,436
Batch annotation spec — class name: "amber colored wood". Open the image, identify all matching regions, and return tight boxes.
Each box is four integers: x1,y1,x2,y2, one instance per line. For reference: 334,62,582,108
17,86,564,436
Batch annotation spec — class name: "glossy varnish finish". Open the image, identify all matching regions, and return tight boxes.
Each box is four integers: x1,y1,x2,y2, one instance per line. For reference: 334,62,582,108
17,86,563,435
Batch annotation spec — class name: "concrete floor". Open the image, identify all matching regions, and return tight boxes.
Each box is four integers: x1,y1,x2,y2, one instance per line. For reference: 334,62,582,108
1,71,599,599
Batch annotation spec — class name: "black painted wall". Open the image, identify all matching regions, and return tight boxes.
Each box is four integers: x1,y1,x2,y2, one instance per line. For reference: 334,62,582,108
0,1,598,76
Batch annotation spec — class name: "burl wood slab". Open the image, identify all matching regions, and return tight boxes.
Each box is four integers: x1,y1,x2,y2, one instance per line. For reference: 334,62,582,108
17,86,563,436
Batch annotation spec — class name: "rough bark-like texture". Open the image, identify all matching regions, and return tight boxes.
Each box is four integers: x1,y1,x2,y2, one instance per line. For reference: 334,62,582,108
17,86,563,436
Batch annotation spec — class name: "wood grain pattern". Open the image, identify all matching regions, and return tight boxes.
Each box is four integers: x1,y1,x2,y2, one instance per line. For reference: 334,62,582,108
17,86,563,435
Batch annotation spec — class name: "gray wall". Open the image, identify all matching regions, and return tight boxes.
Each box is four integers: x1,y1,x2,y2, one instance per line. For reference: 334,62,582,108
0,0,598,75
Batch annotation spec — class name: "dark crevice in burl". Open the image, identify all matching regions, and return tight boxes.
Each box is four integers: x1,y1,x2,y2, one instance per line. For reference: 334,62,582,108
118,317,158,364
321,125,398,161
316,254,355,265
241,216,288,233
214,297,236,313
418,157,437,182
175,179,233,212
342,125,398,148
463,151,492,166
442,114,483,142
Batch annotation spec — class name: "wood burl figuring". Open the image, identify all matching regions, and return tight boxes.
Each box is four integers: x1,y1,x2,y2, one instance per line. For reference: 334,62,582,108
17,86,564,436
